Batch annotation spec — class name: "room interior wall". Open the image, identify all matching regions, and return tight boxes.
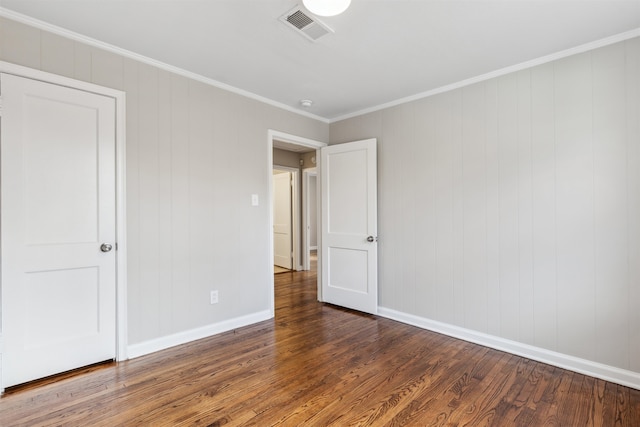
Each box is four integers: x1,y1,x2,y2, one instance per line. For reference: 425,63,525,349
300,151,318,169
330,37,640,380
273,148,301,169
0,17,329,350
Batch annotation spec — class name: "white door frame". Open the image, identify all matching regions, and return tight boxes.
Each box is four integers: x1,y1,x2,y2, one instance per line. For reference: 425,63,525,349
302,168,317,271
0,62,128,368
267,130,326,316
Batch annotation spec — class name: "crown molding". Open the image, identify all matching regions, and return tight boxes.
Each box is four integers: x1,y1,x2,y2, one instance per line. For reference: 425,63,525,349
2,7,638,125
330,27,640,123
0,7,331,124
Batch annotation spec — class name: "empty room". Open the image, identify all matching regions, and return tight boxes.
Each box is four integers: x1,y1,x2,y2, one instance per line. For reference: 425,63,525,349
0,0,639,425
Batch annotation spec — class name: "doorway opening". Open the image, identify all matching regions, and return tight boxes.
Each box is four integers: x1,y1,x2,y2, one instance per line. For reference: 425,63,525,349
267,130,326,317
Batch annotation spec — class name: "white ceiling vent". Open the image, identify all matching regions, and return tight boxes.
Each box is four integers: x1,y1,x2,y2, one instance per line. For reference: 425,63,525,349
279,6,334,41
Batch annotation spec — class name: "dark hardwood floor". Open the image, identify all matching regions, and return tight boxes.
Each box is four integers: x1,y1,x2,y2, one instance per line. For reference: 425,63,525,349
1,266,639,426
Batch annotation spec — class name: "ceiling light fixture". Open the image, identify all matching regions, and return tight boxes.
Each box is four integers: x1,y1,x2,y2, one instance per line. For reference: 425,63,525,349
300,99,313,108
302,0,351,17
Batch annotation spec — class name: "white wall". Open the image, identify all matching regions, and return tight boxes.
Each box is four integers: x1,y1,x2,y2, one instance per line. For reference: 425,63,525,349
331,37,640,377
0,17,329,349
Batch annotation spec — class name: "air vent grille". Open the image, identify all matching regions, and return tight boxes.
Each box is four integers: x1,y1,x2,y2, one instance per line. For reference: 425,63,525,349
287,10,314,30
279,6,334,42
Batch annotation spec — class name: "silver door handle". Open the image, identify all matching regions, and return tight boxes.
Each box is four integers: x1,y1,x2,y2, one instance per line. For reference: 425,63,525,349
366,236,377,243
100,243,113,253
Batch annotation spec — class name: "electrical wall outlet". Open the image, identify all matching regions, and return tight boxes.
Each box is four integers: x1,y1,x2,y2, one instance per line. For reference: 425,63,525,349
210,290,219,304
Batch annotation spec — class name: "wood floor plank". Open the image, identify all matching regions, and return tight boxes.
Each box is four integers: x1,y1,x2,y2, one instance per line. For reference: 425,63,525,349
440,352,518,425
1,265,638,426
539,366,576,426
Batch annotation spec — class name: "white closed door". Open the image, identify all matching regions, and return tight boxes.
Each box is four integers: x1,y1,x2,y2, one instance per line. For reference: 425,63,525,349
273,171,293,269
321,139,377,314
1,73,117,388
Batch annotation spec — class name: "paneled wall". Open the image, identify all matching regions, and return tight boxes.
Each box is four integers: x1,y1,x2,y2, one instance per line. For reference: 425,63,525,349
0,17,329,346
331,38,640,373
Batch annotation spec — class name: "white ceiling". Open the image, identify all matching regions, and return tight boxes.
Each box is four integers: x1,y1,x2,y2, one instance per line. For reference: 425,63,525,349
2,1,639,121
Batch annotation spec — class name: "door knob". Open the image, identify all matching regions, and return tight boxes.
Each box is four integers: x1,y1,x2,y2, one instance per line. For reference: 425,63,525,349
367,236,377,243
100,243,113,253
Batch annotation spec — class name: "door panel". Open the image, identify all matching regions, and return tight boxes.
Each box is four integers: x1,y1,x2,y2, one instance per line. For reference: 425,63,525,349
273,171,293,269
1,73,117,388
24,95,99,245
321,139,377,314
328,247,368,293
25,267,100,348
327,150,368,234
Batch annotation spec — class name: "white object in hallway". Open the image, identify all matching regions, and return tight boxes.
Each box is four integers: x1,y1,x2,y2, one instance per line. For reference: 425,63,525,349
273,171,293,270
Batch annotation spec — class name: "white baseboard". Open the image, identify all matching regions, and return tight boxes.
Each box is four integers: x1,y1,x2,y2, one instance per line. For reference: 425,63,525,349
377,307,640,391
127,310,272,359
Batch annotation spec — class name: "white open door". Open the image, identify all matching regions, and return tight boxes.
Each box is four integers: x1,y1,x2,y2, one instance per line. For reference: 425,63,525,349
321,139,377,314
273,170,293,270
1,73,117,388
